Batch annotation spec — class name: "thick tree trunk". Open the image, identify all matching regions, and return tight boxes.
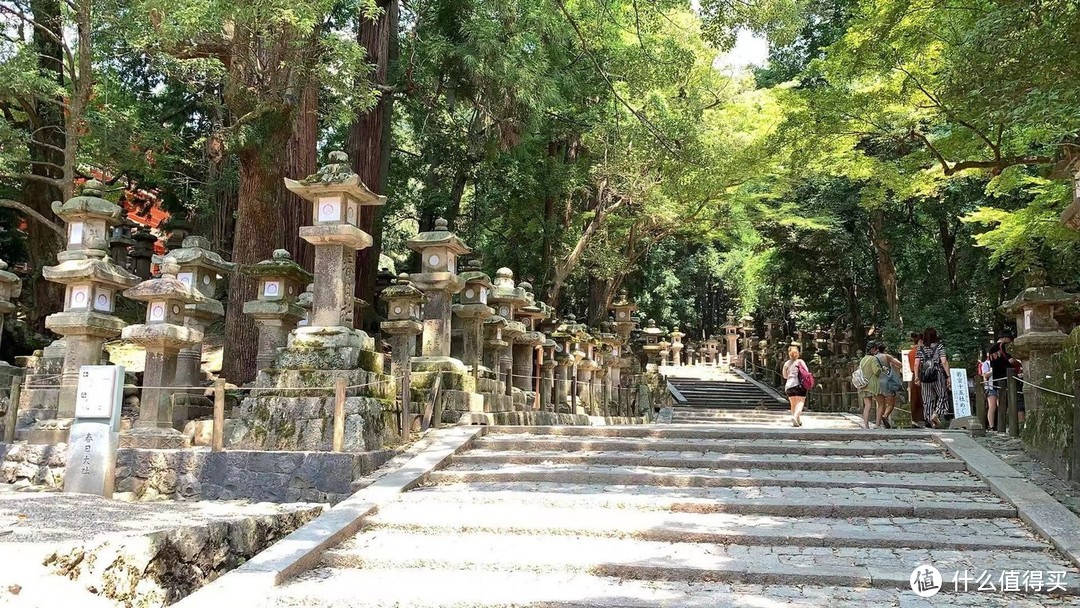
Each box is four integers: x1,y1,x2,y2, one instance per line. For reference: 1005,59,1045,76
347,0,398,328
586,276,613,326
938,216,959,292
281,82,318,271
843,276,865,349
221,148,287,383
869,210,901,326
22,0,67,333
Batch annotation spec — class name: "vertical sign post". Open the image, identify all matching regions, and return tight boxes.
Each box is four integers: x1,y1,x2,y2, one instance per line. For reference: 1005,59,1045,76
63,365,123,498
950,367,971,419
900,350,913,383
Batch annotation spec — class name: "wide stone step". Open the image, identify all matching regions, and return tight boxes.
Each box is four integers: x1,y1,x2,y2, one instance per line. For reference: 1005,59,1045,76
431,463,986,492
273,568,1075,607
319,530,1080,593
473,435,943,456
450,451,967,473
483,425,919,441
409,483,1015,518
366,502,1044,551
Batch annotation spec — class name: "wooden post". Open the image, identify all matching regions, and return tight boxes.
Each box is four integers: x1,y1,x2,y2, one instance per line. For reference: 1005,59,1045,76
974,380,987,429
1007,369,1020,438
1072,370,1080,483
212,378,225,452
4,376,21,444
333,378,346,452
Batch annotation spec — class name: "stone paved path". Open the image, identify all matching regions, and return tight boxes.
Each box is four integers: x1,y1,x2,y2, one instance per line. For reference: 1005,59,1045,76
259,425,1080,607
977,432,1080,517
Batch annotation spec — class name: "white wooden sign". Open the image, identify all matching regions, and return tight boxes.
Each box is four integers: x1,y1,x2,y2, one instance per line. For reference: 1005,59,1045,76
74,365,123,423
901,350,913,382
950,368,971,418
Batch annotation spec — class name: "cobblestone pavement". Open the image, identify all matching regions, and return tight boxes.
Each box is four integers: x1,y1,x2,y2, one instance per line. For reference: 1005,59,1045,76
252,425,1080,607
977,432,1080,516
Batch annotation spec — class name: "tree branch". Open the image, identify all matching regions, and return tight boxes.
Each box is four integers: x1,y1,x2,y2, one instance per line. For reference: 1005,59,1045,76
0,199,65,239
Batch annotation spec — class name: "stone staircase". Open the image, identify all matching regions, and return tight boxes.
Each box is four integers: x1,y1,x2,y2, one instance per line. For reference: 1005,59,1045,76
264,425,1079,607
666,367,793,426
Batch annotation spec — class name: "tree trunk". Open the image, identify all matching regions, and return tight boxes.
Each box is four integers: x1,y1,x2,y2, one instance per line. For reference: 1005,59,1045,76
869,210,900,326
22,0,67,333
221,147,287,383
843,275,865,349
938,216,959,292
586,276,613,326
281,81,318,271
347,0,398,328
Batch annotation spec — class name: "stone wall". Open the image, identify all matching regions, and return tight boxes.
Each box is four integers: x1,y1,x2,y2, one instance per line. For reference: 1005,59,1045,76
1,444,398,504
44,503,323,607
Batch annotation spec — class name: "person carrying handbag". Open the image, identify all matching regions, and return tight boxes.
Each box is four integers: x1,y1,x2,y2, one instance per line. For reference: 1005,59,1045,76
874,342,904,429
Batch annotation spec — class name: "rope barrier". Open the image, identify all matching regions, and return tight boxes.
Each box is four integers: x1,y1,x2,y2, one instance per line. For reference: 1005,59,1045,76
1015,377,1075,399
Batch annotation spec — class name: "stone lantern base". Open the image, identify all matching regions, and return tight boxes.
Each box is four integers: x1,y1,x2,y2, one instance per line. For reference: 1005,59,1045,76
408,357,526,424
225,364,395,452
281,326,374,369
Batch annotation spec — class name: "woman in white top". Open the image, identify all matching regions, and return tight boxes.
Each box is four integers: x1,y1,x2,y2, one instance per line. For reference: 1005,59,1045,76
781,346,808,427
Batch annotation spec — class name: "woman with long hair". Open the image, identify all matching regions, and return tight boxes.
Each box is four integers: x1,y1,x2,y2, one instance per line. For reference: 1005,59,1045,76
914,327,950,428
781,345,809,427
874,341,904,428
907,332,924,428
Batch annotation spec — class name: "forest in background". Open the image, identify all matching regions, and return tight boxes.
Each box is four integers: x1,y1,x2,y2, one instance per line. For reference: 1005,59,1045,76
2,0,1079,380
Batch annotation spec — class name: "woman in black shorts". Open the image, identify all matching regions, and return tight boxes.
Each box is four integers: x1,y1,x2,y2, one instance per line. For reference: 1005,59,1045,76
781,346,809,427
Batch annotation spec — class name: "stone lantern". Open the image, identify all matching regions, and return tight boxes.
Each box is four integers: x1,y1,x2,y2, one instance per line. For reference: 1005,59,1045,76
407,218,470,362
381,274,427,376
242,250,313,372
483,315,509,387
641,319,663,370
610,288,638,341
0,260,21,355
723,313,740,360
108,221,136,271
452,260,494,377
121,260,206,448
1000,271,1080,418
669,325,685,366
658,338,672,367
161,235,237,389
489,268,528,398
284,151,384,367
705,334,720,367
36,181,141,440
513,282,547,403
130,226,158,280
296,283,314,327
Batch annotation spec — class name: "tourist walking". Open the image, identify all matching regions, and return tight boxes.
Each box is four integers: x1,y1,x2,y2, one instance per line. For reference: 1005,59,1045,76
914,327,950,428
986,342,1021,431
856,342,885,429
907,332,924,428
782,346,809,427
875,342,904,428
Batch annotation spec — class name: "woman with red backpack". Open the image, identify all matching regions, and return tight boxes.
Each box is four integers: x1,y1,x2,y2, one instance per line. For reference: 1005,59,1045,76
782,345,813,427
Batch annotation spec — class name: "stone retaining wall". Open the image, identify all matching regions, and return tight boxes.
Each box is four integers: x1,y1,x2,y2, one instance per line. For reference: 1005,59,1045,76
0,443,397,504
44,503,323,607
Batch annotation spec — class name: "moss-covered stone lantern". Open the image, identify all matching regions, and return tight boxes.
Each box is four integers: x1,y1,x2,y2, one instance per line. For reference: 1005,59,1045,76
242,250,314,372
452,260,494,377
407,218,470,362
40,180,141,429
1000,271,1080,419
0,260,21,355
121,260,206,447
381,273,427,376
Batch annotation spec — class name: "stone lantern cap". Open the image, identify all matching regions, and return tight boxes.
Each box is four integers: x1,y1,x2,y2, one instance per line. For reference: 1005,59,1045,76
244,249,314,285
670,325,685,340
123,261,207,306
42,236,141,289
51,180,124,225
641,319,663,337
489,268,527,307
1000,285,1080,314
407,218,472,258
285,151,386,207
382,273,427,305
458,260,492,289
0,260,22,315
120,261,205,349
158,235,237,276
